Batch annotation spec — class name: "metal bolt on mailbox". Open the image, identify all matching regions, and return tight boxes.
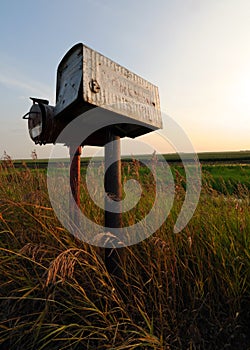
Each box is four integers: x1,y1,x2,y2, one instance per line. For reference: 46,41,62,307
22,43,162,276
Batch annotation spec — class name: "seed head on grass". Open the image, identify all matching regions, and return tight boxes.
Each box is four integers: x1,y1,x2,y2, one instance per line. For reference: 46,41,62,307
45,248,81,287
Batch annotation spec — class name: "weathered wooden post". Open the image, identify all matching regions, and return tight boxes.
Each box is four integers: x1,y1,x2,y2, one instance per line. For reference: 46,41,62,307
69,145,82,226
22,43,162,278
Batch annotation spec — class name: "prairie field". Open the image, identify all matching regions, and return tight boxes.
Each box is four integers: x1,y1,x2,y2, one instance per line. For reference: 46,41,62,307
0,154,249,349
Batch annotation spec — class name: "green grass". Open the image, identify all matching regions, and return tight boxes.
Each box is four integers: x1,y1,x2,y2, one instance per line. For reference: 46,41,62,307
202,165,250,194
0,159,249,349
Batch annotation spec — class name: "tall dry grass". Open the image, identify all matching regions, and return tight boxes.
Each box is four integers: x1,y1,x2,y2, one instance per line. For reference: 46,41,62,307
0,159,249,349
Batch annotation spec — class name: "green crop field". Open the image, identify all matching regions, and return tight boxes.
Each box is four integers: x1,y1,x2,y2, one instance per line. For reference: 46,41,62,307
0,153,249,349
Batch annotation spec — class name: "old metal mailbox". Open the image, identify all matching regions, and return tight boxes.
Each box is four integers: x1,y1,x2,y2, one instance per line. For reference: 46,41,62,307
23,43,162,146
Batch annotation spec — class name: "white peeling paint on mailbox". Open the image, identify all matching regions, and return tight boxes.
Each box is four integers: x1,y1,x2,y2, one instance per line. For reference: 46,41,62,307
55,45,83,116
55,43,162,130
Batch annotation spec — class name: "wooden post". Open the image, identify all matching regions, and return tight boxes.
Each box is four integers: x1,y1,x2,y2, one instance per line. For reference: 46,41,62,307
104,128,124,277
69,145,82,227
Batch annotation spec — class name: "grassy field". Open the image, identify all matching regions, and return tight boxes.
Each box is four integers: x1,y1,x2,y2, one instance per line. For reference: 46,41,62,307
0,155,249,349
9,150,250,168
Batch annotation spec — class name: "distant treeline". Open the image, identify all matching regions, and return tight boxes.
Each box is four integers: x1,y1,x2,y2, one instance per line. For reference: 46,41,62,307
2,150,250,169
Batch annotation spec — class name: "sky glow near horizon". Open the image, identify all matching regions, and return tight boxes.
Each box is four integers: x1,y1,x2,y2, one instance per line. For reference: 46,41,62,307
0,0,249,159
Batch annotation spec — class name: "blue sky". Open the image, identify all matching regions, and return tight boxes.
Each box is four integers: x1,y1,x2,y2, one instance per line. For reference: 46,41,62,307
0,0,250,159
